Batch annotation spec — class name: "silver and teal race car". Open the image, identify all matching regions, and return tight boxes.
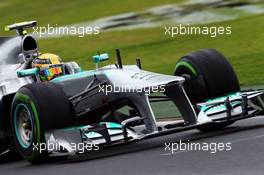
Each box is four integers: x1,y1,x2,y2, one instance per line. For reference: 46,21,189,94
1,21,264,164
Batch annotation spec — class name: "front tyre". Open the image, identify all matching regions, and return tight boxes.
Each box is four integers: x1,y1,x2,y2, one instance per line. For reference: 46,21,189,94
12,92,48,163
11,82,75,164
175,49,240,103
175,49,239,132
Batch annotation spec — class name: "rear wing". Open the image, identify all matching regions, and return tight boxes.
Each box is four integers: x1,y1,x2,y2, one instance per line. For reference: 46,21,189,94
4,21,37,35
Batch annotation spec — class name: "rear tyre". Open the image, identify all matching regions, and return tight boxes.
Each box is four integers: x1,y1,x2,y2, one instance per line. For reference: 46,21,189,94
174,49,239,132
11,82,75,164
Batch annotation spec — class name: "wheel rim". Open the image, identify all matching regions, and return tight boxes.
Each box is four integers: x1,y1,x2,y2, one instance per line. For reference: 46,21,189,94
14,103,34,149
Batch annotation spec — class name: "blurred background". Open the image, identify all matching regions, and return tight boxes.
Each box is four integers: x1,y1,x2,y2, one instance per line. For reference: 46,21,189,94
0,0,264,86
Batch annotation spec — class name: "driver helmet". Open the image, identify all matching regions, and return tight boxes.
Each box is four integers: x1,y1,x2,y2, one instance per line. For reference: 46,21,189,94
32,53,63,81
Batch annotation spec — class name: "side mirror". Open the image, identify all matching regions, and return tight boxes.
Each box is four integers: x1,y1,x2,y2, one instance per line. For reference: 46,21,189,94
92,53,109,63
92,53,109,70
17,68,39,78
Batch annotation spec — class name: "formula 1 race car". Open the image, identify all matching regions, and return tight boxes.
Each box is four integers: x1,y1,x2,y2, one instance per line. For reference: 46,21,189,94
1,21,264,164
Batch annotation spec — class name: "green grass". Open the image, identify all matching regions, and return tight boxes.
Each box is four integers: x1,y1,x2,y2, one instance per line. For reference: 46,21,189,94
0,0,183,31
38,14,264,86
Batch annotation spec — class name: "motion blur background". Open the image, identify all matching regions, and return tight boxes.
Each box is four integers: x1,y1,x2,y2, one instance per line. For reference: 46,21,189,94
0,0,263,86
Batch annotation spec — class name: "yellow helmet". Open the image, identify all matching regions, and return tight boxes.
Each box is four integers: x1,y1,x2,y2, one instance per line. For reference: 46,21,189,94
32,53,62,68
32,53,63,81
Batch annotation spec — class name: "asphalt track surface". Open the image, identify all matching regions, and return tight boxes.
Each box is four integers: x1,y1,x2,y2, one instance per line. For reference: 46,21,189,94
2,117,264,175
